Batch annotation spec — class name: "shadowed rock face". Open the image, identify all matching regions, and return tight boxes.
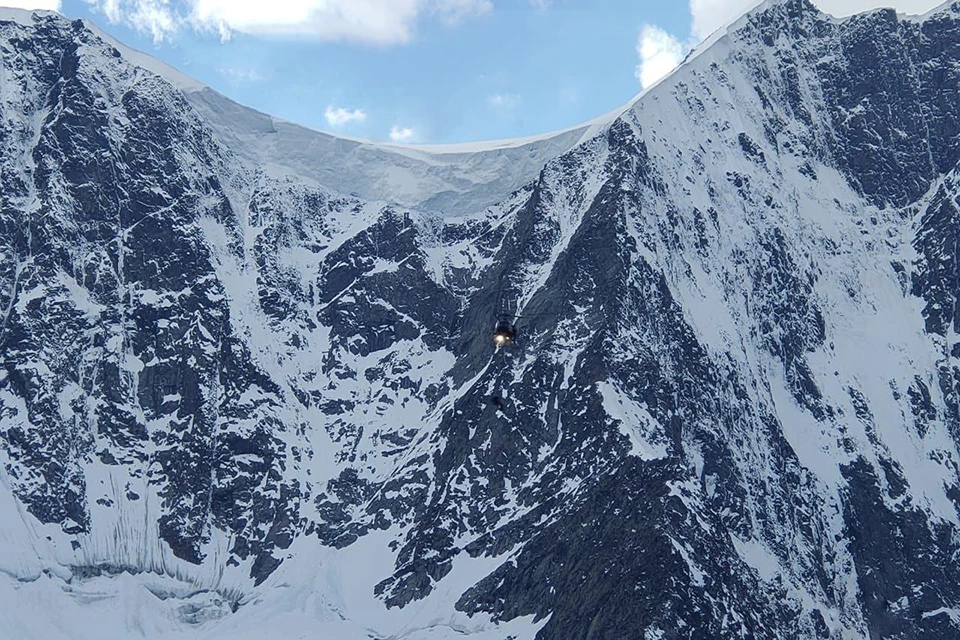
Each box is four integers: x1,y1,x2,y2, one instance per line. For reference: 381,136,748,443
3,1,960,638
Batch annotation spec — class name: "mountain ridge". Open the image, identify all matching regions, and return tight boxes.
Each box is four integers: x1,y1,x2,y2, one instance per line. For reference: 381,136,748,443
3,1,960,639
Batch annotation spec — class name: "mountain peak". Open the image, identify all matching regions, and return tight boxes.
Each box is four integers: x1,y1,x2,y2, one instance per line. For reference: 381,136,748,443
4,1,960,638
0,6,59,24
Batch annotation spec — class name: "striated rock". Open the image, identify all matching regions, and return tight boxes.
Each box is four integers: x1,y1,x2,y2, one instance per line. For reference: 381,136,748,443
3,1,960,638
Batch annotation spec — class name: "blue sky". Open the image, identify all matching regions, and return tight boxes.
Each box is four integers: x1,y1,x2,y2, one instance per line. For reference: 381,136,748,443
1,0,946,144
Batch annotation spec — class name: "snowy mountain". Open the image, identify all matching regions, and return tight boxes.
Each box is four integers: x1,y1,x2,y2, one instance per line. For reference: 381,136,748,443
3,1,960,638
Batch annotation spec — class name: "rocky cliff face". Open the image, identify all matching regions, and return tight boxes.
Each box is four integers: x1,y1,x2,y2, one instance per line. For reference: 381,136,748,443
3,2,960,638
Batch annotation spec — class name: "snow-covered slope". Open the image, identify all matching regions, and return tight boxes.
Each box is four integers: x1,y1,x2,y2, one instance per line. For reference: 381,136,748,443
3,1,960,638
182,86,616,217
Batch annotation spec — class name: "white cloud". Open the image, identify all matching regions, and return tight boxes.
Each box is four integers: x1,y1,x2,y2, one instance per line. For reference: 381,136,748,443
83,0,176,42
218,66,269,83
325,105,367,127
130,0,176,42
488,93,521,109
84,0,495,44
390,124,415,142
190,0,420,43
98,0,121,22
635,25,687,90
429,0,492,25
0,0,62,9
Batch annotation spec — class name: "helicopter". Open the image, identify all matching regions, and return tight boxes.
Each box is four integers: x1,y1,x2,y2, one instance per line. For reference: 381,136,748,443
488,296,521,410
491,292,521,349
493,313,518,348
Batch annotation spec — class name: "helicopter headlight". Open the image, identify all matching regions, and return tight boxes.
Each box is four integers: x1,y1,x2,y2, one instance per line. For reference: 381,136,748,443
494,334,508,346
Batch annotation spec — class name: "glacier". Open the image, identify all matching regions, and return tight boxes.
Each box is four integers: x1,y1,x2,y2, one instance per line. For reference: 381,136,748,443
2,1,960,638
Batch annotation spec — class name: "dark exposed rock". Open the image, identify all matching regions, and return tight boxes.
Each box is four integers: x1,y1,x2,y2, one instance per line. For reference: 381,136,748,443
3,2,960,638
